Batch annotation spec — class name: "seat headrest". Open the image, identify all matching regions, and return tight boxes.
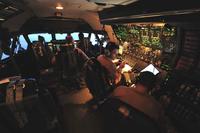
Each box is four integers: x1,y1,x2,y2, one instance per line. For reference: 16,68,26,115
95,98,161,133
84,58,113,100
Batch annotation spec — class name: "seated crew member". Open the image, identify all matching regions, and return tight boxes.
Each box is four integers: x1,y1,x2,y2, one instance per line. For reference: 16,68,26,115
77,32,85,51
111,71,162,121
56,34,89,89
111,71,179,132
68,34,89,67
97,42,125,86
59,34,89,89
61,34,89,73
33,36,53,69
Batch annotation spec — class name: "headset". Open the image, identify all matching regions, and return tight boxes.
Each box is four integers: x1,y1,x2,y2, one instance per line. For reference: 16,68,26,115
104,48,111,57
135,71,157,91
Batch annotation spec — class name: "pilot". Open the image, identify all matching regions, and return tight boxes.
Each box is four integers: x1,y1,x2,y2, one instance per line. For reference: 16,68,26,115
97,42,125,86
111,71,163,121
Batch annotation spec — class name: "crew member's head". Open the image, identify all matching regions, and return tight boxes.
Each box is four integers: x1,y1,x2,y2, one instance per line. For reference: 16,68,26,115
135,71,157,92
105,42,119,59
38,36,45,44
78,32,84,41
66,34,73,44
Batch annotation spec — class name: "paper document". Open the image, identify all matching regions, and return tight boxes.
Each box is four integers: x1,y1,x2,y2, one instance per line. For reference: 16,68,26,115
141,64,159,75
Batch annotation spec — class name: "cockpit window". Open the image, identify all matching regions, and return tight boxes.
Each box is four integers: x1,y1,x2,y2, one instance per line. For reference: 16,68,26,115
28,33,52,43
11,35,29,54
83,33,89,38
98,34,104,40
55,32,89,41
71,32,90,40
18,35,28,50
90,33,97,45
1,53,9,60
71,32,79,40
55,33,67,40
54,32,104,46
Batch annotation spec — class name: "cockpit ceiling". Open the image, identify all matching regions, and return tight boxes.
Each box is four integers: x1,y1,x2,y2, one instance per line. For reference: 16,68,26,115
0,0,138,32
21,0,137,18
2,0,200,26
22,0,97,18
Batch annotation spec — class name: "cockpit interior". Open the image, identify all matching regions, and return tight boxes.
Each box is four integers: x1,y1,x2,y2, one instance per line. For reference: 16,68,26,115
0,0,200,133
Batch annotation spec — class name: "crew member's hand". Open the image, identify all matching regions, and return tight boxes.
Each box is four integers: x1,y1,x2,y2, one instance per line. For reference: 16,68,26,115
51,56,56,65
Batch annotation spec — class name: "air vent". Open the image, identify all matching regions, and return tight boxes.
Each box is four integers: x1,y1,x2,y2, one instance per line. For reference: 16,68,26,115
0,6,19,17
5,6,19,12
0,1,23,22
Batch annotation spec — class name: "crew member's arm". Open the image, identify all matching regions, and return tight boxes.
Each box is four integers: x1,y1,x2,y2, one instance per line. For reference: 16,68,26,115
114,61,126,84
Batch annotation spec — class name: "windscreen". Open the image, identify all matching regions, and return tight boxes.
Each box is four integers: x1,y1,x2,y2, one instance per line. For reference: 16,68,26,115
28,33,52,43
